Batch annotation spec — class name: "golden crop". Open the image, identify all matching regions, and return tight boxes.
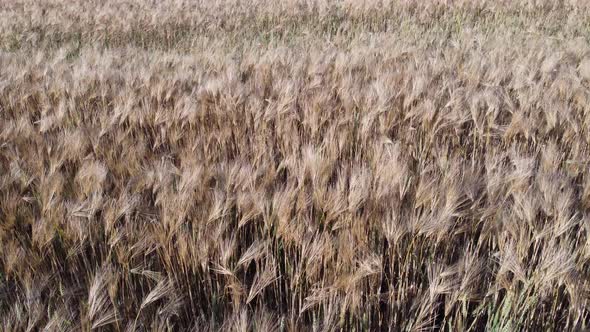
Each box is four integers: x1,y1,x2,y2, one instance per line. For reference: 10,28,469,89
2,0,590,330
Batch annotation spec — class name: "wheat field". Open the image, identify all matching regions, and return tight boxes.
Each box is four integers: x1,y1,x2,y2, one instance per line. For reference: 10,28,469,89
2,0,590,331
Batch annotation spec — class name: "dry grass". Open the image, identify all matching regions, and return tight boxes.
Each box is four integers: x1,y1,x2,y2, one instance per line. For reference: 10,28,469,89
2,0,590,331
